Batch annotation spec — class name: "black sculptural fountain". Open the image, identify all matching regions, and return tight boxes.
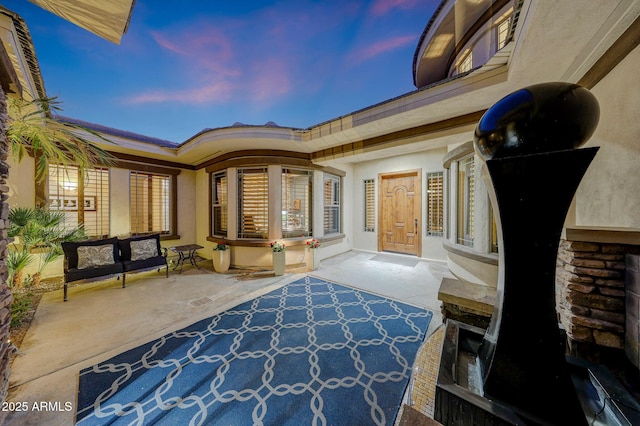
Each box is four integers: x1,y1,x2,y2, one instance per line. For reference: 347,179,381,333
474,82,599,425
435,82,605,425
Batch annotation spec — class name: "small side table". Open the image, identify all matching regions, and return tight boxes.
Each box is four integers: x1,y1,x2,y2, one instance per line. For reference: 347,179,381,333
169,244,204,273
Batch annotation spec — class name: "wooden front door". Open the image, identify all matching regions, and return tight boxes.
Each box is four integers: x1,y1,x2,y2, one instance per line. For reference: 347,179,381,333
379,170,421,256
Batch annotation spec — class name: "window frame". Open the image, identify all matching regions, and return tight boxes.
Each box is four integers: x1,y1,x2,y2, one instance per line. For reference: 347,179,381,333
496,16,511,50
363,178,375,232
211,171,228,237
490,202,499,253
281,168,313,238
456,156,475,247
47,164,110,238
323,173,341,235
426,171,444,237
129,170,174,237
457,50,473,74
237,167,269,239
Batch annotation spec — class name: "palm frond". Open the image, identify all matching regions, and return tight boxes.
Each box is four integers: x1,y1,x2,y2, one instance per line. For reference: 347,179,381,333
7,96,117,182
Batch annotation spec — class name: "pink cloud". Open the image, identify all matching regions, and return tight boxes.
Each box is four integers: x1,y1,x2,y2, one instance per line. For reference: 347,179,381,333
123,3,360,107
125,80,236,105
371,0,420,16
349,35,416,64
151,28,239,77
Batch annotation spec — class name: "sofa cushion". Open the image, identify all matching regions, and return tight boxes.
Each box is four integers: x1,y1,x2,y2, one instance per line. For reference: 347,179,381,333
77,244,116,269
130,238,158,261
118,234,162,261
66,263,124,283
122,256,167,272
62,237,119,270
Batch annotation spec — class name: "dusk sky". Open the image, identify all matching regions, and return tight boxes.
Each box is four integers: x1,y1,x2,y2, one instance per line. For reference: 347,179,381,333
3,0,439,143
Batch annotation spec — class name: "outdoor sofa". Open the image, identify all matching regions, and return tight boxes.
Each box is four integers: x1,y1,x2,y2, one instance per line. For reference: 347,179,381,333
61,234,168,302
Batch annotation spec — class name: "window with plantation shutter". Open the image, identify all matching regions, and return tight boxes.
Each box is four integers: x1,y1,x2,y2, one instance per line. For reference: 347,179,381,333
212,171,227,237
456,156,475,247
130,171,171,235
238,168,268,239
363,179,375,232
282,168,312,238
497,16,511,50
323,173,340,234
458,50,473,74
48,164,110,238
490,203,499,253
426,172,444,236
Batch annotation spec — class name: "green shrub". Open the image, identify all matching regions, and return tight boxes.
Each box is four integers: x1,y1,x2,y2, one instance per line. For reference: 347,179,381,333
10,292,36,329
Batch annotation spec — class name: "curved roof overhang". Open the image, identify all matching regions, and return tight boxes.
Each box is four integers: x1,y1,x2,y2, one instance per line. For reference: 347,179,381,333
0,7,47,100
413,0,513,89
26,0,135,44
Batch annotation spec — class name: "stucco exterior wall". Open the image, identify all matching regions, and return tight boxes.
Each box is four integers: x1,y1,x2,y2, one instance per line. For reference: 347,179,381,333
6,156,34,208
577,45,640,228
110,168,130,237
175,168,197,245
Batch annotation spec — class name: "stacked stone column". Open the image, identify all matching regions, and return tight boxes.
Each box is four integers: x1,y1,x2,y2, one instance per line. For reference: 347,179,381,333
557,239,639,361
0,86,12,424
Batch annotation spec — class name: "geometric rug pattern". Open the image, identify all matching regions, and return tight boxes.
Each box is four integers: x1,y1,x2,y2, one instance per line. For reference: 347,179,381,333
76,276,432,425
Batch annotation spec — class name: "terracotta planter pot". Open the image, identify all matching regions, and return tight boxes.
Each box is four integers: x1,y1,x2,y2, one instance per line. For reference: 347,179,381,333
273,251,285,276
213,250,230,273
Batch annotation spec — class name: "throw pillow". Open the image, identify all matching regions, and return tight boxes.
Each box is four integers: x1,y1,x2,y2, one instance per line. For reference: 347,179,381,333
77,244,115,269
130,239,158,261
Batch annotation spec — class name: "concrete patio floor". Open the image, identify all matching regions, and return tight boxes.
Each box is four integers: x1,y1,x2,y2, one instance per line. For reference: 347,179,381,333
5,249,451,425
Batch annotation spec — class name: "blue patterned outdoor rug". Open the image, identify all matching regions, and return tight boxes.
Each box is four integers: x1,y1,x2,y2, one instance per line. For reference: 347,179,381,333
76,276,432,425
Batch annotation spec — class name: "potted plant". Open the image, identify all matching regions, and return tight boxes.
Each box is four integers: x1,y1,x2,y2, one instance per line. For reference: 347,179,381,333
305,238,321,270
212,242,230,273
270,241,286,276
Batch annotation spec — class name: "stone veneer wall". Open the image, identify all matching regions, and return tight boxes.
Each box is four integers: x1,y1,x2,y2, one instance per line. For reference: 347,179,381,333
0,86,12,424
556,239,640,362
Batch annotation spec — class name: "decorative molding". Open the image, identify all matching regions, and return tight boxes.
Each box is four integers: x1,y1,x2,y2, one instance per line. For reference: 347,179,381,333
564,226,640,245
443,239,499,265
111,152,193,171
199,149,311,170
311,111,484,163
442,141,474,169
115,158,182,175
578,13,640,89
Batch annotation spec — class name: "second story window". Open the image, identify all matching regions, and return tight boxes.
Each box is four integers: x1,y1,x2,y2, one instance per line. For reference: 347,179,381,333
497,17,511,50
458,51,473,74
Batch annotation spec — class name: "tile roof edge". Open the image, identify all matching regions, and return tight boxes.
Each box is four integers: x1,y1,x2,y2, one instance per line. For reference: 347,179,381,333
56,115,179,148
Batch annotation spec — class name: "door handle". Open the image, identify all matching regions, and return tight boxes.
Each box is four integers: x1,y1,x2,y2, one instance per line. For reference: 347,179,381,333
414,218,418,233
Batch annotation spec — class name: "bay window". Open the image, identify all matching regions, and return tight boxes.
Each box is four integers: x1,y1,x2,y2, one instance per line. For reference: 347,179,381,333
237,168,269,239
212,171,228,237
282,169,312,238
